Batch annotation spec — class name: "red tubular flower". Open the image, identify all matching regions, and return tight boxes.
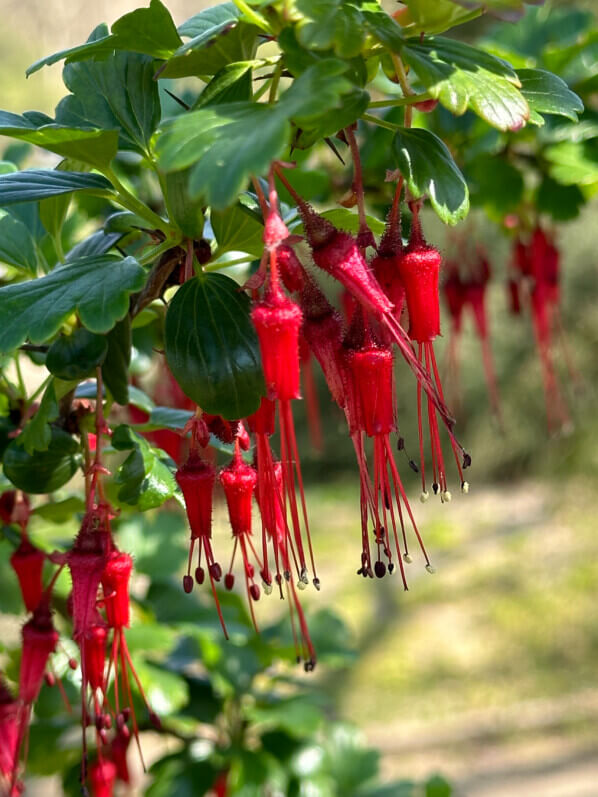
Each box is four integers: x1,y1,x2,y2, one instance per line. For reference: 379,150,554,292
89,758,117,797
0,681,19,785
175,448,228,636
19,601,59,705
465,256,502,422
299,339,324,452
398,207,469,501
250,198,318,590
220,442,264,628
10,540,45,613
110,727,131,784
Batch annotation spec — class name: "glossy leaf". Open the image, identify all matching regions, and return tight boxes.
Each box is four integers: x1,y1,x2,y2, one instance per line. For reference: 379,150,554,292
112,424,178,511
18,381,59,455
402,36,529,131
165,273,265,419
64,230,123,262
392,127,469,223
0,254,145,352
195,60,258,108
156,61,354,209
101,317,131,405
517,68,583,125
0,110,119,169
295,0,366,58
211,203,264,258
0,170,112,206
46,328,108,381
56,27,162,156
0,211,38,272
3,427,81,494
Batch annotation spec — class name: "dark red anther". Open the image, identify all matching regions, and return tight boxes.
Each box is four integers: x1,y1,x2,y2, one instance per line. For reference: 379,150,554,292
203,414,240,445
224,573,234,590
101,552,133,629
251,287,303,401
10,540,45,613
195,566,205,585
176,452,216,540
249,584,260,601
182,575,193,593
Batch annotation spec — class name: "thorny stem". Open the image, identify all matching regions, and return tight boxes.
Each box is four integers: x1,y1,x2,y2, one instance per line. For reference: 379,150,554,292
345,126,369,240
184,239,194,282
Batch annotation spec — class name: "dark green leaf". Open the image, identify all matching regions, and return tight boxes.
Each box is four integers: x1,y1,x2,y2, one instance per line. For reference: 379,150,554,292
65,230,123,262
517,68,583,126
246,697,323,738
535,174,585,222
295,0,366,58
402,36,529,131
56,30,161,156
392,127,469,223
0,210,38,272
18,381,59,454
46,328,108,380
0,111,119,169
162,4,257,79
293,87,369,149
112,424,178,511
3,427,81,493
467,154,523,216
165,273,265,419
0,170,112,206
211,204,264,258
0,254,145,352
127,384,155,415
163,170,205,239
102,317,131,405
195,61,257,108
32,496,86,522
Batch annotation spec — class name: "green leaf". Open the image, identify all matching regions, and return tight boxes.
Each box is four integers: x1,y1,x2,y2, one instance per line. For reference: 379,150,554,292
56,29,161,156
162,4,257,78
27,0,182,76
19,381,59,455
295,0,366,58
246,696,323,738
467,154,523,216
165,273,265,419
397,0,482,35
392,127,469,224
46,328,108,380
195,60,257,108
109,0,182,58
451,0,545,23
3,427,81,493
0,254,146,353
545,140,598,186
32,496,86,522
300,208,385,236
156,61,354,209
0,111,119,169
102,317,131,405
112,424,178,511
535,174,586,222
517,68,583,126
0,211,38,272
0,170,112,206
117,509,187,583
163,170,205,239
65,231,123,262
211,203,264,258
402,36,529,131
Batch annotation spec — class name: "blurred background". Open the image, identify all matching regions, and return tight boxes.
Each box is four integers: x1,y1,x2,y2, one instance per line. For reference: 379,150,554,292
1,1,597,796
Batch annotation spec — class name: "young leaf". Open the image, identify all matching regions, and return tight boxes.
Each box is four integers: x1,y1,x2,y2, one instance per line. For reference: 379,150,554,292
451,0,546,23
392,127,469,224
195,60,258,108
0,170,112,206
46,329,108,380
402,36,529,131
162,4,257,78
211,203,264,258
156,60,354,209
517,68,583,126
18,381,59,455
396,0,482,35
102,317,131,405
0,211,38,273
295,0,366,59
545,140,598,186
165,273,265,419
3,427,81,494
56,30,162,156
0,254,146,352
112,424,178,511
0,111,119,169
